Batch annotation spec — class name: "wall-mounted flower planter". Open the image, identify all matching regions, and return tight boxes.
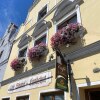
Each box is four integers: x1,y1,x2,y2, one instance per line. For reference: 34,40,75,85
51,23,85,50
28,42,48,62
10,58,26,71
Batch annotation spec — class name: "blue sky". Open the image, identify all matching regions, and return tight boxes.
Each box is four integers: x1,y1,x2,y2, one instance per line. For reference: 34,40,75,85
0,0,34,38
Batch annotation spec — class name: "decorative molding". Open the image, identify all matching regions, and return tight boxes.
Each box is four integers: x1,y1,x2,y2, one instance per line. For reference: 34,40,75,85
18,34,32,48
16,94,30,100
14,0,83,43
32,20,52,37
77,80,100,100
1,60,55,86
65,40,100,61
1,41,100,86
93,68,100,73
39,89,67,100
52,0,82,22
0,58,8,66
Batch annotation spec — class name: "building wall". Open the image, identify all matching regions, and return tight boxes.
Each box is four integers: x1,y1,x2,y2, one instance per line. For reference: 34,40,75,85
0,23,17,83
0,0,100,100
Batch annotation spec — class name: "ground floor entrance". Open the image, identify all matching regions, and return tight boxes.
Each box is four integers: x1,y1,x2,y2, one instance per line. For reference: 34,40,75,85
85,88,100,100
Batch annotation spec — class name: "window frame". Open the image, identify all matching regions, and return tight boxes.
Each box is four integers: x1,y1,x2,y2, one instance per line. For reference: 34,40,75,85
33,30,48,47
39,89,66,100
37,4,48,21
18,45,28,59
2,96,10,100
1,40,5,46
54,5,81,32
16,94,30,100
0,50,4,59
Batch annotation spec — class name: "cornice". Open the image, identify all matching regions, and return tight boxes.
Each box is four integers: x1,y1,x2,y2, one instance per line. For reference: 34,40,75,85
1,40,100,86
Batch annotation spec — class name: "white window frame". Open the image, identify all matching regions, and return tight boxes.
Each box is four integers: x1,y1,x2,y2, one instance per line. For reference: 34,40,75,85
33,30,48,47
2,96,10,100
39,89,67,100
18,44,28,59
54,5,81,33
37,3,49,21
16,93,30,100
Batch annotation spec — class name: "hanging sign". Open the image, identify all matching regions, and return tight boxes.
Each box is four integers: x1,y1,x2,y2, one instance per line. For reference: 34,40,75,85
56,77,68,91
55,50,68,92
8,72,52,93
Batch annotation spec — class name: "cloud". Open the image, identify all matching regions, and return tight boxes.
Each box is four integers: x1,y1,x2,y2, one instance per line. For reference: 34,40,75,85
0,0,14,37
0,0,33,37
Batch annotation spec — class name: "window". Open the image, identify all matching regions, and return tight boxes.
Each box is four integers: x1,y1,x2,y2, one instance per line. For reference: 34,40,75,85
57,14,77,30
2,98,10,100
38,5,47,21
40,91,64,100
18,47,27,58
16,95,29,100
55,6,81,31
1,40,4,46
0,51,3,58
34,35,46,46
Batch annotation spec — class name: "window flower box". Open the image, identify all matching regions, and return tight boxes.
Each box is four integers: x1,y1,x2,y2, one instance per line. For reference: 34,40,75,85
51,23,85,49
10,58,25,71
28,42,48,62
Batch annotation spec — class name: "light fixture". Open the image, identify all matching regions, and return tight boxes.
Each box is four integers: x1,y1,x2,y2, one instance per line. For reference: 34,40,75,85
49,54,54,61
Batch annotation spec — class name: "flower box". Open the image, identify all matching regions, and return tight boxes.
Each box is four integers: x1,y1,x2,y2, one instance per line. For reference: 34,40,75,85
28,42,47,62
10,58,25,71
51,23,85,49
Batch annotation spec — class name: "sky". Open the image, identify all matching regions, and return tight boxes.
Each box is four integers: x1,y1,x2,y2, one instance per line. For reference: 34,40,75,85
0,0,34,38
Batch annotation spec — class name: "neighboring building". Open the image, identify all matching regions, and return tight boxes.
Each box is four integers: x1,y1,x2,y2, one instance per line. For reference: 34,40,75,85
0,0,100,100
0,23,18,83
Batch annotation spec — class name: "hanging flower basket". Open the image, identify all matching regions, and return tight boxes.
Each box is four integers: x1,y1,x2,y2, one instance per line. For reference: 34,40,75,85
10,58,24,71
28,42,47,62
51,23,84,49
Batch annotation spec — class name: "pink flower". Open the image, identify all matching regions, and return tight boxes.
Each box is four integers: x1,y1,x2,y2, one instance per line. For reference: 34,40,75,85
51,23,80,49
28,42,47,61
10,58,23,71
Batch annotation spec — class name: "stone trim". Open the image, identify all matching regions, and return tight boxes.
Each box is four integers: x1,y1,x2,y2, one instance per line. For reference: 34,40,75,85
1,41,100,86
65,40,100,61
52,0,82,22
18,34,32,48
0,59,8,66
32,21,52,37
1,60,55,86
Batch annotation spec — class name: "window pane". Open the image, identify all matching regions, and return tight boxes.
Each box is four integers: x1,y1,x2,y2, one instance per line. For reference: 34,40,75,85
44,96,52,100
0,51,3,58
38,6,47,20
55,95,64,100
19,47,27,57
67,15,77,24
2,98,10,100
35,35,46,46
16,96,29,100
58,15,77,30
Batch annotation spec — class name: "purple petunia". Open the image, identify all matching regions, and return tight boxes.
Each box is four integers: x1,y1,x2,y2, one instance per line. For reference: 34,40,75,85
51,23,80,49
10,58,23,71
28,42,47,61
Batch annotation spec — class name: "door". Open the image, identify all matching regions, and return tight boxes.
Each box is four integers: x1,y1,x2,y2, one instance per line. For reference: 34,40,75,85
85,88,100,100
